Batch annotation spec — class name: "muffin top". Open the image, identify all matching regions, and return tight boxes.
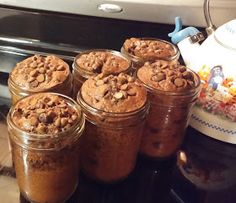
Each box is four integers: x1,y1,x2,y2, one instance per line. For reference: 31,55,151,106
80,73,147,113
75,51,130,75
11,93,80,135
137,60,198,92
10,55,70,91
123,38,177,60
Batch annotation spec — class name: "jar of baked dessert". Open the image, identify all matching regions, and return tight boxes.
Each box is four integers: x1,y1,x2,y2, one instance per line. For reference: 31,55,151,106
72,49,131,97
7,93,85,203
77,73,149,183
121,37,180,69
8,55,73,104
137,60,200,159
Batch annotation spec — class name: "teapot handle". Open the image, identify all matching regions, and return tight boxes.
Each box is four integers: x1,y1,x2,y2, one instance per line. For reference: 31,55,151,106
204,0,216,35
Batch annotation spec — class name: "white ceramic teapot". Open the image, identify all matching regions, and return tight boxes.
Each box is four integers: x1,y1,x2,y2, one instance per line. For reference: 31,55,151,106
169,0,236,144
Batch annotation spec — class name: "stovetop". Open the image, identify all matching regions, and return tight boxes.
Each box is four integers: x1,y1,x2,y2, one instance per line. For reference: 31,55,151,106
0,5,235,203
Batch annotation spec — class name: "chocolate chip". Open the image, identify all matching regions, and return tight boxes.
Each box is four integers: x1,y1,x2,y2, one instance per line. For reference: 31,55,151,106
37,124,46,133
156,73,166,82
120,84,128,91
50,65,56,71
30,61,37,69
47,100,55,107
102,77,109,83
36,74,45,83
160,61,168,69
36,109,45,114
64,123,71,130
154,49,162,54
30,70,38,77
179,66,187,73
57,64,65,71
60,117,68,127
47,70,52,76
117,76,127,84
92,63,103,73
27,77,35,83
38,62,44,68
127,88,136,96
71,114,78,121
183,71,193,80
55,118,61,127
33,55,38,61
167,70,174,76
114,92,124,99
30,116,39,126
38,113,48,123
144,61,151,66
122,91,128,99
30,80,39,87
165,44,171,49
174,78,185,87
39,68,46,74
127,76,135,83
47,111,56,121
187,80,195,87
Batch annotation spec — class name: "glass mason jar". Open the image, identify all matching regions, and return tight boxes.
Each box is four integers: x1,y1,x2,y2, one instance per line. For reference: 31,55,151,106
137,69,201,159
8,55,73,105
121,38,180,70
72,49,132,97
77,91,149,183
7,93,85,203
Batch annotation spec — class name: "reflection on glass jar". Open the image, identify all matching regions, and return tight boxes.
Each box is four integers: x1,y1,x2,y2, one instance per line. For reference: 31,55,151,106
177,127,236,191
77,73,148,183
7,93,85,203
8,55,73,104
121,37,180,70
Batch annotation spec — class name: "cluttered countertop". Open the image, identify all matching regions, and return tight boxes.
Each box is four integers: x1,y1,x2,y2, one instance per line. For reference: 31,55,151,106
1,2,236,203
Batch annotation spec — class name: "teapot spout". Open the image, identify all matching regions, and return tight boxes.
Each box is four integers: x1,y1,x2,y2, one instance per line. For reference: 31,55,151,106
169,17,204,68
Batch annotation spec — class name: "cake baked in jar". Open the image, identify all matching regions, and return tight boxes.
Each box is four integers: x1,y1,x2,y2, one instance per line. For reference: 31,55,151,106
7,93,85,203
72,49,131,97
77,73,148,183
137,60,200,158
8,55,73,104
121,37,179,69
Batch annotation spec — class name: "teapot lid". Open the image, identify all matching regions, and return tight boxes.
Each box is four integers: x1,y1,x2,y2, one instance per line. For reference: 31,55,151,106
215,19,236,50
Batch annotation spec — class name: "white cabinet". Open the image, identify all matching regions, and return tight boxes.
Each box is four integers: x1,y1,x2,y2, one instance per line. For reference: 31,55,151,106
0,0,235,26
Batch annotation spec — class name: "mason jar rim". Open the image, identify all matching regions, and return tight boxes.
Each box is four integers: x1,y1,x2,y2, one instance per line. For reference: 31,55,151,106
121,37,180,62
73,49,132,74
8,71,72,94
77,90,149,118
136,68,201,97
7,92,85,148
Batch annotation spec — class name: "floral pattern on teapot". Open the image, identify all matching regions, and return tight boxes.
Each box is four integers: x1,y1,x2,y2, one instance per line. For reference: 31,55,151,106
196,64,236,122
